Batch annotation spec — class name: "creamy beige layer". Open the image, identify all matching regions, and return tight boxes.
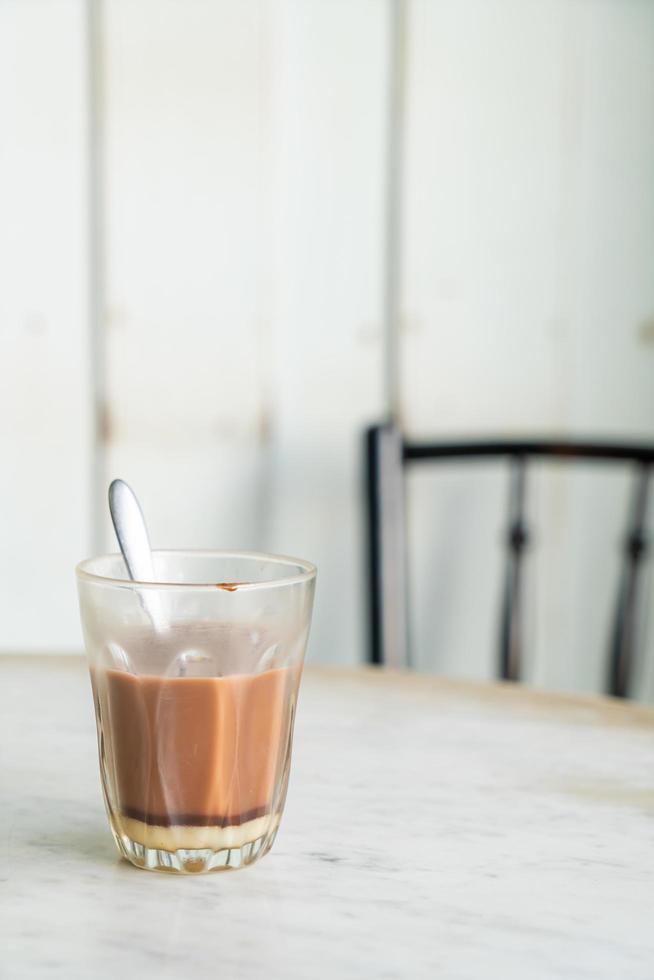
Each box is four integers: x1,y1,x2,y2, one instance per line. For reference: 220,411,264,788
113,812,280,851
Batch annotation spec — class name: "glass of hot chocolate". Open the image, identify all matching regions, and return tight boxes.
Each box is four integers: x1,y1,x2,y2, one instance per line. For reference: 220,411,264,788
76,550,316,874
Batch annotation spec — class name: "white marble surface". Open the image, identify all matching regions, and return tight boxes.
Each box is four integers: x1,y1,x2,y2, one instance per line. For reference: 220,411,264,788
1,656,654,979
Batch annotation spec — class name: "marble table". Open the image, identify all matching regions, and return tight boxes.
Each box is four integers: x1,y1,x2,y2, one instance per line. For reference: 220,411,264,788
1,656,653,979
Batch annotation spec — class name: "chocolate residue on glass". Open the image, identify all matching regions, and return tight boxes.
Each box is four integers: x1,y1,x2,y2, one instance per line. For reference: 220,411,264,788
215,582,243,591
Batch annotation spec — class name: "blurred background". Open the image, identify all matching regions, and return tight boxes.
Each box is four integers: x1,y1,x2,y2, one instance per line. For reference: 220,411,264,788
1,0,653,698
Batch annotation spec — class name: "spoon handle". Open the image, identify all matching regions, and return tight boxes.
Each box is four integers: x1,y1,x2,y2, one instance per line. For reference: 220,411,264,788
108,479,166,630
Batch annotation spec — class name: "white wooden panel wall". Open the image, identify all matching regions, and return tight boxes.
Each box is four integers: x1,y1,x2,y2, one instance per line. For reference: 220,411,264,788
401,0,654,698
102,0,269,552
100,0,386,666
264,0,387,663
1,0,652,699
0,0,91,650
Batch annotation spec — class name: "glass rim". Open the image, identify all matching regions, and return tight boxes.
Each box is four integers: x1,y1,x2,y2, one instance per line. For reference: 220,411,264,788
75,549,317,592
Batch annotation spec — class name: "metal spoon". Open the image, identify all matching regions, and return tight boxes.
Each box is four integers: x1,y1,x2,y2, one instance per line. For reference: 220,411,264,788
108,479,166,631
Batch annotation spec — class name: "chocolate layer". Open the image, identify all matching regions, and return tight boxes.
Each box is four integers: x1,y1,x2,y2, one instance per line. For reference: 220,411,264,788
120,804,270,828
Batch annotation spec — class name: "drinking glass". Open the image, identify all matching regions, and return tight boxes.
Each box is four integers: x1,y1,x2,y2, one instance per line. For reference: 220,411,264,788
76,550,316,874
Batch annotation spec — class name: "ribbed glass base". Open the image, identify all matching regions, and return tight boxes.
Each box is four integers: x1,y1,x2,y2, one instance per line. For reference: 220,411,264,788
113,828,277,874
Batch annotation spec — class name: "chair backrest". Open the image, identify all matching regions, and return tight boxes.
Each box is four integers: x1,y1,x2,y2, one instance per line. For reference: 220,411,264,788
365,423,654,697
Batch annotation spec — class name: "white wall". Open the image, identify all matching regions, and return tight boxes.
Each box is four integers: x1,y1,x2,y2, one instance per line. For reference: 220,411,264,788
1,0,653,698
100,0,387,668
401,0,654,699
0,0,91,650
102,0,270,553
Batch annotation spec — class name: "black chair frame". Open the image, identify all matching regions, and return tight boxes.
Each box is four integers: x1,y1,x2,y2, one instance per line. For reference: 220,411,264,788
365,424,653,697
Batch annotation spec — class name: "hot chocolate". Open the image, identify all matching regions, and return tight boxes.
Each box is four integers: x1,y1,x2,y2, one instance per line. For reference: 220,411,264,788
77,549,315,873
93,664,297,855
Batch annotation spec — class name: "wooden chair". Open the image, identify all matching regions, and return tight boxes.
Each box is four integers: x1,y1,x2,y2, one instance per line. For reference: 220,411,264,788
365,423,654,697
